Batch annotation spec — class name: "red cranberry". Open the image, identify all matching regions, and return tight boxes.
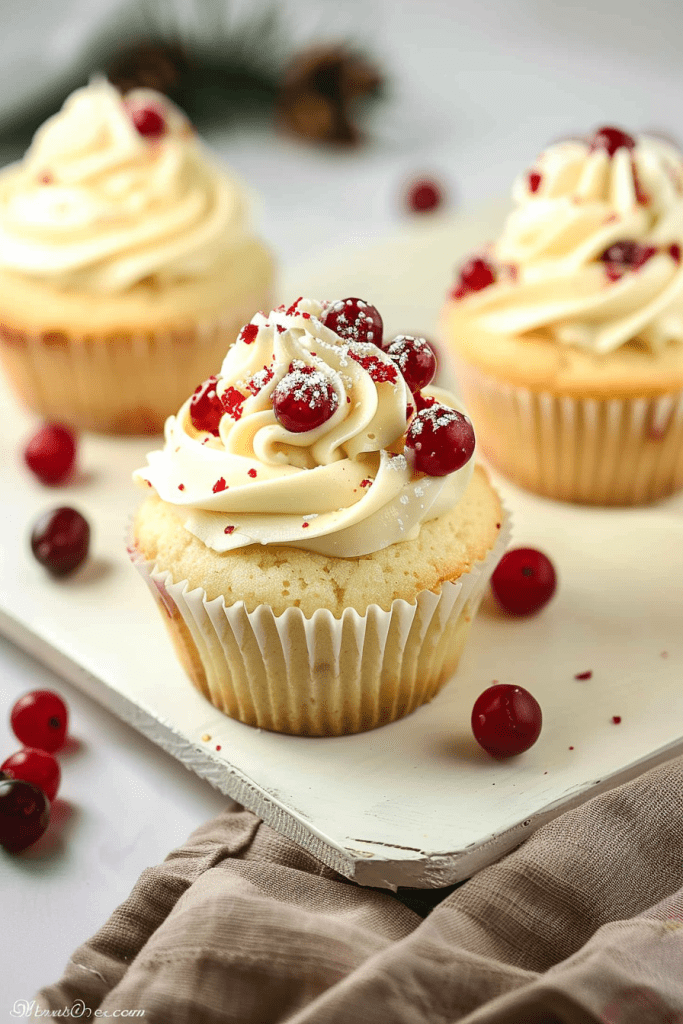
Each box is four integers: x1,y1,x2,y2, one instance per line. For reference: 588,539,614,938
322,298,383,347
1,749,60,803
405,177,444,213
472,684,543,758
453,257,496,299
0,778,50,852
30,507,90,576
23,423,76,485
491,548,557,615
189,377,223,435
272,365,339,433
405,404,475,476
129,104,166,139
11,690,68,753
589,126,636,157
599,240,657,270
385,335,437,392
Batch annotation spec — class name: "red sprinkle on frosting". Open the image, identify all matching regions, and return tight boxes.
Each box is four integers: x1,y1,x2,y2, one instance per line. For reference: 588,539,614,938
528,170,542,193
239,323,259,345
360,478,372,487
248,468,257,478
178,483,185,491
302,522,309,528
286,297,303,315
347,345,398,383
213,477,227,493
224,525,235,534
221,386,247,420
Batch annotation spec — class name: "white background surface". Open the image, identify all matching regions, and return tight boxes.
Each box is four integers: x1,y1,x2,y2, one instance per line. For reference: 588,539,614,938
2,0,683,1009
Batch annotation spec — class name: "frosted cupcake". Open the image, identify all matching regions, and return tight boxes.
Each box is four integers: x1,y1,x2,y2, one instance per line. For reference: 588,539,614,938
130,297,507,736
442,125,683,504
0,79,274,434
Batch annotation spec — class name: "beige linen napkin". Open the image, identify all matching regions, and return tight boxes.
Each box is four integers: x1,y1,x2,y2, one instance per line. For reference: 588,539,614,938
36,755,683,1023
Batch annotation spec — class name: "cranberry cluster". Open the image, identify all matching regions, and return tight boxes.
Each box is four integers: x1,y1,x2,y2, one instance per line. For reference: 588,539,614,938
0,690,69,852
22,424,91,576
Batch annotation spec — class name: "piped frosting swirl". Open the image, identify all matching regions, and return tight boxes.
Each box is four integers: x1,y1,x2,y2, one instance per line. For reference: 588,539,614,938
134,299,475,556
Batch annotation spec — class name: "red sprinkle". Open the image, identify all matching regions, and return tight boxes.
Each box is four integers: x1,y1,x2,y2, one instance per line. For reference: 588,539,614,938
216,745,221,751
286,297,303,315
248,468,257,478
224,525,235,535
239,324,259,345
40,172,53,185
528,170,542,193
301,312,311,319
302,522,309,528
178,484,185,491
276,325,286,333
360,478,372,487
221,386,247,420
574,670,593,680
569,746,575,751
612,716,622,725
146,480,153,487
213,477,227,493
348,347,398,383
669,244,681,263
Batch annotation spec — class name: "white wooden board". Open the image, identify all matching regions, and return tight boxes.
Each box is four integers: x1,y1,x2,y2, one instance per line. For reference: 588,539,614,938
1,204,682,889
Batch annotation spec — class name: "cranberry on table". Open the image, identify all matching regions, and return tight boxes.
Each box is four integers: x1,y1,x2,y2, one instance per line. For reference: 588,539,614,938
272,366,339,432
30,506,90,576
491,548,557,615
472,684,543,758
1,749,61,803
322,298,384,348
11,690,69,753
128,104,166,138
405,177,444,213
589,126,636,156
0,777,50,852
385,335,437,392
23,423,77,485
405,404,475,476
189,376,224,435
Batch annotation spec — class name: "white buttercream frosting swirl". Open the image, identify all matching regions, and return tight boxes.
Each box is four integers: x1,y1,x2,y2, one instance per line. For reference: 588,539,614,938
456,132,683,352
0,78,250,293
134,299,475,556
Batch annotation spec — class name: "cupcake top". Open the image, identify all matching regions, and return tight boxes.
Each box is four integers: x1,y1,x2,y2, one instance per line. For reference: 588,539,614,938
450,126,683,354
134,297,476,557
0,79,251,294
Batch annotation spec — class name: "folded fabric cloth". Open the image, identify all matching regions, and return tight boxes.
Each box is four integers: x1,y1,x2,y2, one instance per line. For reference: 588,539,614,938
36,755,683,1023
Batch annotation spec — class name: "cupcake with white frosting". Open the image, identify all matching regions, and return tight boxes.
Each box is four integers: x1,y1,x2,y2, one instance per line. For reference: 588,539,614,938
130,297,507,736
442,125,683,504
0,79,274,433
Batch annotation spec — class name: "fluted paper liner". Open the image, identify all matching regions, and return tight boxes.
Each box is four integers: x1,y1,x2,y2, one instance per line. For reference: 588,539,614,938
129,509,511,736
454,359,683,505
0,295,271,435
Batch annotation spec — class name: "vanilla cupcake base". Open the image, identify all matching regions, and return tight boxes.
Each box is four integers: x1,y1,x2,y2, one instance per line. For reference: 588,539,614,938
130,467,508,736
454,359,683,505
0,301,271,435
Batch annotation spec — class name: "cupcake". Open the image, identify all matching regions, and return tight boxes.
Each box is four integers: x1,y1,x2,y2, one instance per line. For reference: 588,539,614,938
442,125,683,505
130,297,508,736
0,79,274,434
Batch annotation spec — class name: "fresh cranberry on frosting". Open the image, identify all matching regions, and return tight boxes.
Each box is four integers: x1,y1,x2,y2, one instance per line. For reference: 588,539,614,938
322,298,384,347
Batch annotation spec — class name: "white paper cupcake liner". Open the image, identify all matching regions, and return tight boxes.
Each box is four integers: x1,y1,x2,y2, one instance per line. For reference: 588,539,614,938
0,292,272,435
129,507,511,736
454,359,683,505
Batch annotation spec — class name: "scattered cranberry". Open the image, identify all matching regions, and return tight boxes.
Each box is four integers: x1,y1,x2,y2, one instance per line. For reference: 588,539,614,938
472,684,543,758
128,104,166,139
599,240,656,272
612,716,622,725
272,365,339,433
30,507,90,576
669,244,681,263
405,177,444,213
491,548,557,615
23,424,76,485
1,749,60,803
189,377,223,435
0,778,50,852
11,690,68,753
322,298,383,347
385,335,436,392
574,670,593,681
405,404,475,476
589,126,636,157
453,257,496,299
